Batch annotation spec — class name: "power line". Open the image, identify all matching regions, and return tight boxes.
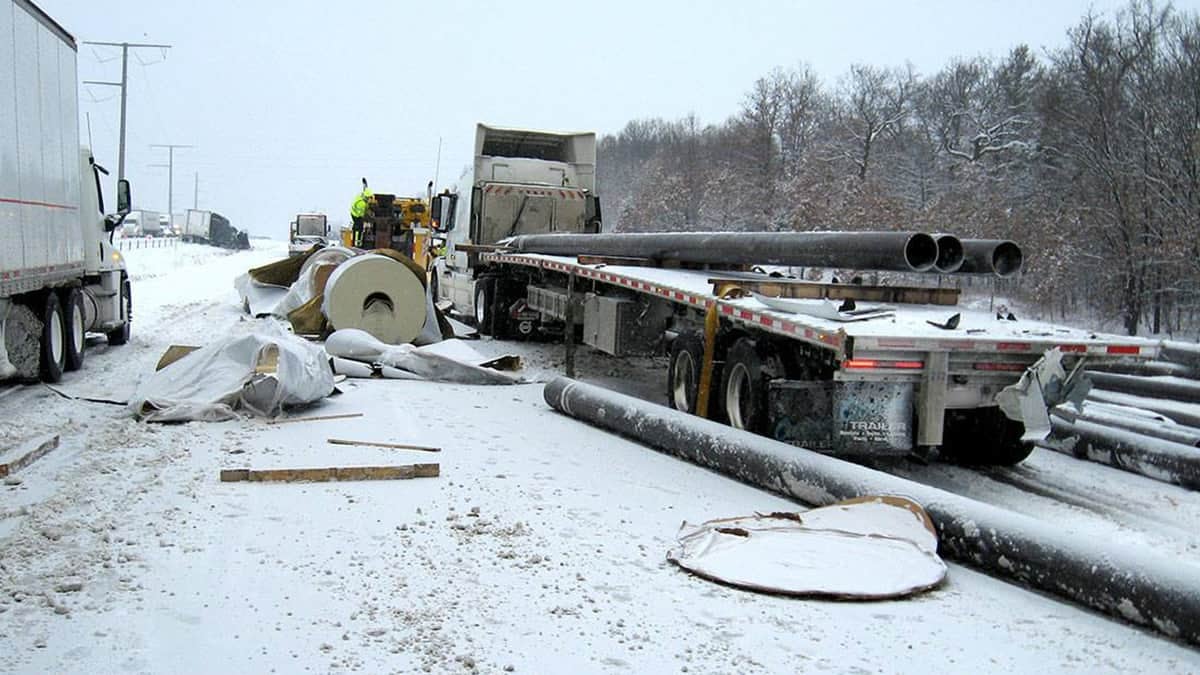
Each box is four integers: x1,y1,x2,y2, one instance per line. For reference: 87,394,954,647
80,40,172,183
150,144,194,225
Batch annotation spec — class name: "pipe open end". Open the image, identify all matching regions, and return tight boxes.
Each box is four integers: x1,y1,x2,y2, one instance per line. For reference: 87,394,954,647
934,235,964,273
992,241,1023,277
904,233,939,272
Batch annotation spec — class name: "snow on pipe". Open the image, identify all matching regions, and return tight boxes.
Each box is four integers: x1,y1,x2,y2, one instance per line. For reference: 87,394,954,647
1161,340,1200,371
503,231,941,272
1055,403,1200,447
1088,389,1200,429
1045,411,1200,490
543,376,1200,646
1085,371,1200,405
933,234,964,273
1085,360,1197,379
957,239,1023,277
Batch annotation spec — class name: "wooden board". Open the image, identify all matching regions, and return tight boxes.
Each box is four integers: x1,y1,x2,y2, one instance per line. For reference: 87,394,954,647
219,463,439,483
708,277,960,306
327,438,440,453
0,434,60,478
266,412,363,425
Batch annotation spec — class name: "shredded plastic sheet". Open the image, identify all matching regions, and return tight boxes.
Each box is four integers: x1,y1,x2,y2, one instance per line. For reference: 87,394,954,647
667,496,947,599
325,329,521,385
129,331,336,422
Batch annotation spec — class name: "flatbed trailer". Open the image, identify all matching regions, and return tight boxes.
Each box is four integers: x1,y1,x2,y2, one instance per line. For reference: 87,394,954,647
478,250,1159,465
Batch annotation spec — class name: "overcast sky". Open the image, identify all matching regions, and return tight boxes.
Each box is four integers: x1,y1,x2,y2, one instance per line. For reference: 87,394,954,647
36,0,1197,237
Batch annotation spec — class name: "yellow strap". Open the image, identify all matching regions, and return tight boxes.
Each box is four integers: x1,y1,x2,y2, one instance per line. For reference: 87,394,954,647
696,301,720,419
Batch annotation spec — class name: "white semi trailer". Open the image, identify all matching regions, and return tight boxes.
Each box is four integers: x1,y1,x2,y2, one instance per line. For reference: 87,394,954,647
1,0,133,383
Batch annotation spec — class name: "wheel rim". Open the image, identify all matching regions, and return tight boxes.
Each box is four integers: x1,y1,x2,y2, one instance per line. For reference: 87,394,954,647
49,309,64,364
71,301,84,352
725,363,752,429
671,351,696,412
475,288,487,324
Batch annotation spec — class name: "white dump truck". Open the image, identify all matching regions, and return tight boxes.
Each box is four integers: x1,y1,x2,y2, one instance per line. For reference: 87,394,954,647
1,0,133,382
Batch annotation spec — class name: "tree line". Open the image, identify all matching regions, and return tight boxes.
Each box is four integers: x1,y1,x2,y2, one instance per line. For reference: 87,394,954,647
596,2,1200,336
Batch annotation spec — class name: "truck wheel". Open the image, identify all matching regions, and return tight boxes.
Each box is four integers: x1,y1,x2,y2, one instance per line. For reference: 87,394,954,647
474,278,503,337
62,288,86,372
667,333,725,421
719,337,786,434
943,407,1035,466
106,277,132,346
39,292,67,383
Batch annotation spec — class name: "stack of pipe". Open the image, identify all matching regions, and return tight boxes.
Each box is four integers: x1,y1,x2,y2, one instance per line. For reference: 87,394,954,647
502,231,1024,277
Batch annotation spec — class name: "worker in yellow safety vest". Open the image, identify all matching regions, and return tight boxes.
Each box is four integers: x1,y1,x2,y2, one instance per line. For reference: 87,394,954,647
350,179,372,246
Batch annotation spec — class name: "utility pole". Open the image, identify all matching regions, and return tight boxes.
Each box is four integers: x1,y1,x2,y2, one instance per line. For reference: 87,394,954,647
193,172,199,209
81,41,171,183
150,144,193,230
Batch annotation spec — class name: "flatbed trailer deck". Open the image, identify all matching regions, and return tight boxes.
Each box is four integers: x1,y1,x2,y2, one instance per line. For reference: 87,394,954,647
479,250,1159,464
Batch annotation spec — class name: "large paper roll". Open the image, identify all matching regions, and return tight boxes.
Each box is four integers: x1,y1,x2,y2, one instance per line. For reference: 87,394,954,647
322,254,426,344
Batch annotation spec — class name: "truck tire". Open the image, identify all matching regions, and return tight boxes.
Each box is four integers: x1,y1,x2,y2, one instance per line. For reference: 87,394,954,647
62,287,86,372
474,278,503,337
942,407,1035,466
39,292,67,383
106,276,132,346
667,333,725,421
719,337,787,435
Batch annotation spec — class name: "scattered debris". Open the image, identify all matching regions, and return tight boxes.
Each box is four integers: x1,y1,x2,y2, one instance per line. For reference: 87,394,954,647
327,438,440,453
219,463,440,483
266,412,364,425
130,331,336,422
0,434,59,478
325,329,522,385
667,496,946,599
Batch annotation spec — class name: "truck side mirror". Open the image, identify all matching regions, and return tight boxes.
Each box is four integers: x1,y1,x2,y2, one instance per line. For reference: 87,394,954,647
117,179,132,214
432,194,456,232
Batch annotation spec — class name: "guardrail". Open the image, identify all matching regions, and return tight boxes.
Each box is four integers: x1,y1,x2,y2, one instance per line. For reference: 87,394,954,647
117,236,179,251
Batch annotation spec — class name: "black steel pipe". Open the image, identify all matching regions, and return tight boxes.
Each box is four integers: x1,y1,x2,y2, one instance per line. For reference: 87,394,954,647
1047,411,1200,490
1085,360,1198,379
504,231,940,272
933,234,964,273
1085,371,1200,405
958,239,1023,277
1089,389,1200,428
543,376,1200,646
1056,404,1200,447
1162,340,1200,371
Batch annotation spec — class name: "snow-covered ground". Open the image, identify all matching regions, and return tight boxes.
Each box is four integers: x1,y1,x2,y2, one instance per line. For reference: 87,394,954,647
1,241,1198,673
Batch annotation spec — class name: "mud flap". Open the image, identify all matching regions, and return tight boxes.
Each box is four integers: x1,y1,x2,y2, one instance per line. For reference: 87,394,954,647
996,347,1088,443
769,380,913,457
0,299,14,379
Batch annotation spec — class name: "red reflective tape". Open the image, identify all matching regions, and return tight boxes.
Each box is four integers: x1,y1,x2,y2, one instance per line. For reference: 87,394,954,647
738,310,753,320
759,316,773,327
0,197,79,210
996,342,1032,351
783,323,797,333
673,291,684,300
804,329,814,339
1107,345,1141,355
1058,344,1088,353
721,305,734,315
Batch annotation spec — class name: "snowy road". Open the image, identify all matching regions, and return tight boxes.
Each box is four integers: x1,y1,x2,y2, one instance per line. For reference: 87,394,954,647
1,241,1198,673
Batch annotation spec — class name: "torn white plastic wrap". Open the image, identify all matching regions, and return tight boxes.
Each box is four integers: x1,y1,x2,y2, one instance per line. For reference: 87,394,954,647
326,328,520,385
667,496,946,599
274,246,355,318
234,273,290,318
130,332,336,422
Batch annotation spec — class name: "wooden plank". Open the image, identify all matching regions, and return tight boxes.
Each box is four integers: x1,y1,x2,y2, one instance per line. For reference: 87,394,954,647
707,277,960,306
327,438,441,453
155,345,200,371
266,412,363,425
220,463,440,483
455,243,505,253
0,434,60,478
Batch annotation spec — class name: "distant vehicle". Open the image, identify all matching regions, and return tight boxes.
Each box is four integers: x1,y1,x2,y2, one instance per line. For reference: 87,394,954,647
158,213,171,235
288,212,329,256
183,209,250,250
122,209,163,237
1,0,133,383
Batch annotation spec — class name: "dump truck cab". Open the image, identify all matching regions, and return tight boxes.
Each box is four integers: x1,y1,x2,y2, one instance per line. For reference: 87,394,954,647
431,124,601,320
